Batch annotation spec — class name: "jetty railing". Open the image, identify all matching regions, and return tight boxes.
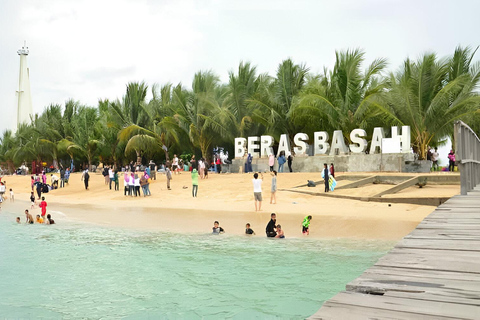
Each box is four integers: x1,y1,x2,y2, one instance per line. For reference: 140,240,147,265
454,120,480,195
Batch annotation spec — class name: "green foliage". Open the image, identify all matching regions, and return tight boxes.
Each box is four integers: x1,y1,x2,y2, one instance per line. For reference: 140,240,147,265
1,48,479,171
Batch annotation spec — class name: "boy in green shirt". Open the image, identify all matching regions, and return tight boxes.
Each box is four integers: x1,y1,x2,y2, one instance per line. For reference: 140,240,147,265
302,215,312,235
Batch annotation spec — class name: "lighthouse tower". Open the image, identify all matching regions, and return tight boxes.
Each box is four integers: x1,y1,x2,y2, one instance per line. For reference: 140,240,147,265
16,41,33,129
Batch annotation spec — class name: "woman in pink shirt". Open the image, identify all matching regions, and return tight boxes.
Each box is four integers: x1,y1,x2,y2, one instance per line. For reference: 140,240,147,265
268,154,275,172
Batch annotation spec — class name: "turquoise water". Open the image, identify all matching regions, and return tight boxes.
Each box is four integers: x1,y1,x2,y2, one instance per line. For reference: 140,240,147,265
0,211,393,319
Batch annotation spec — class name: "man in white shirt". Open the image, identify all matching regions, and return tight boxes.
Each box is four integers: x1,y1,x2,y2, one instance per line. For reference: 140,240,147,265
431,148,439,171
252,172,264,212
172,155,179,175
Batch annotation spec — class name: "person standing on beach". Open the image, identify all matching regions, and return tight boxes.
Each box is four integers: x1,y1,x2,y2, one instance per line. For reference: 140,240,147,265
287,152,293,172
149,160,156,180
31,175,35,191
140,173,148,196
191,168,199,197
431,148,439,171
268,154,275,172
124,172,130,196
277,152,286,173
65,168,70,185
128,172,135,196
114,170,119,191
198,158,205,179
266,213,277,237
39,197,47,223
109,167,114,189
35,180,42,200
448,149,456,172
103,166,109,185
172,155,179,174
134,173,141,197
191,155,197,171
30,192,36,209
330,163,335,178
166,165,172,190
42,171,47,185
252,172,264,212
322,163,329,193
81,169,90,190
60,167,65,188
270,171,277,204
247,153,253,173
302,215,312,235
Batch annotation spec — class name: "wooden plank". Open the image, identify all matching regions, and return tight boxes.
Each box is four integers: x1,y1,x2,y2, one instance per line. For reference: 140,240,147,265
309,301,457,320
374,248,480,273
395,238,480,251
364,266,480,282
346,274,480,306
326,291,479,319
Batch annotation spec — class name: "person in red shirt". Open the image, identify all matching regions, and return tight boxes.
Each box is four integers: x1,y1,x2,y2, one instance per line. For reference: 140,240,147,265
39,196,47,224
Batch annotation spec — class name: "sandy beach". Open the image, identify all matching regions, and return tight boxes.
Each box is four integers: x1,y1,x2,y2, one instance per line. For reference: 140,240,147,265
0,171,460,240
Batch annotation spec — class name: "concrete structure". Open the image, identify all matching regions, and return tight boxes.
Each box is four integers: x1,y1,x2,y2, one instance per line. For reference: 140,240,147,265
455,120,480,195
232,153,432,173
15,41,33,130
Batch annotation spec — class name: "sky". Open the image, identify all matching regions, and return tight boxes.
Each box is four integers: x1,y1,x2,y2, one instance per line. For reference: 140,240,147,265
0,0,479,163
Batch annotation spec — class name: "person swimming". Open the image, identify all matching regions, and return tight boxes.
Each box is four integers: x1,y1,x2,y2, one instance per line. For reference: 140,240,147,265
275,224,285,239
245,223,255,235
212,221,224,234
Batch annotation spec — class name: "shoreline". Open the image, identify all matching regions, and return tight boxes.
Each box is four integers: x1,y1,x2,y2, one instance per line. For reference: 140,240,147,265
0,172,459,240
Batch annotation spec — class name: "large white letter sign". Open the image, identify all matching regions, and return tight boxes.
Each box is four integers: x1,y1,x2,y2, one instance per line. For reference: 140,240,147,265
234,138,247,158
247,136,260,158
391,126,411,153
330,130,349,155
370,127,385,154
349,129,367,153
277,134,291,157
293,133,309,155
313,131,330,155
260,135,274,158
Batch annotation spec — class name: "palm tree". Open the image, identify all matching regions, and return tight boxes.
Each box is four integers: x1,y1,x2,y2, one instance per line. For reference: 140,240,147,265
226,61,260,137
248,59,309,143
375,47,480,159
170,71,235,162
0,130,16,173
68,106,101,170
294,49,388,142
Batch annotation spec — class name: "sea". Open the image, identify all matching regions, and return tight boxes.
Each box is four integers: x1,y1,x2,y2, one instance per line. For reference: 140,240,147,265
0,209,393,319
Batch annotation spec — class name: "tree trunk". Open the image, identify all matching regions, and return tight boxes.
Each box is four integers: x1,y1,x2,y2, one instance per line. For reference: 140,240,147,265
136,150,142,166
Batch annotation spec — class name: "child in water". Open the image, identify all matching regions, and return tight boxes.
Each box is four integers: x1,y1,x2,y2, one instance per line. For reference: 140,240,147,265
212,221,225,234
16,217,21,224
36,215,44,224
245,223,255,235
275,224,285,238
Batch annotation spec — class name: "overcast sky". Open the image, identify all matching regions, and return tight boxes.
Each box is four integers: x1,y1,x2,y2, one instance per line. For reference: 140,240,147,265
1,0,479,137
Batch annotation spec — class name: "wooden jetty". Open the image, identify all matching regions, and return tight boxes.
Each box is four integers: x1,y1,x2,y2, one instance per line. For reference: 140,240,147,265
309,186,480,320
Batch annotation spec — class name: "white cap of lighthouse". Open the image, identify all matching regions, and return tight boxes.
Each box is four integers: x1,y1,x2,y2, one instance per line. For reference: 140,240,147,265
16,41,33,130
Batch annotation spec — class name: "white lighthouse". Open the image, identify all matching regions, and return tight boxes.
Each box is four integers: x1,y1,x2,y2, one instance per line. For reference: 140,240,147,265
16,41,33,129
